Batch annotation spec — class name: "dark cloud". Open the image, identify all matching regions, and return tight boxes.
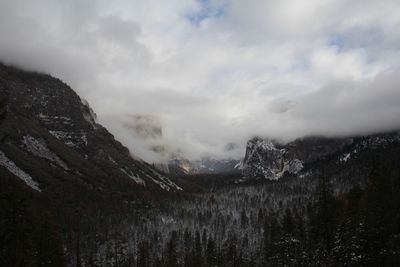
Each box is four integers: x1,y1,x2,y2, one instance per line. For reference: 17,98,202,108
289,70,400,137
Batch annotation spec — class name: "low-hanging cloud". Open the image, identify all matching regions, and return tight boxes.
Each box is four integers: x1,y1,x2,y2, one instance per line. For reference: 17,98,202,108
1,0,400,162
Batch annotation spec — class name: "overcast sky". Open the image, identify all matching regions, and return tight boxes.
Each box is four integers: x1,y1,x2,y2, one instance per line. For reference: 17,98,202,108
1,0,400,162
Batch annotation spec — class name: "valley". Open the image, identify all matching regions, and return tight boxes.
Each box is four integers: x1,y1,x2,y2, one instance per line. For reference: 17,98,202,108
1,64,400,266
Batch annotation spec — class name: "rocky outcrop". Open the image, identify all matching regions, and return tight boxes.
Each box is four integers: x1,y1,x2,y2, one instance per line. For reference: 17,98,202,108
241,133,400,181
242,137,303,180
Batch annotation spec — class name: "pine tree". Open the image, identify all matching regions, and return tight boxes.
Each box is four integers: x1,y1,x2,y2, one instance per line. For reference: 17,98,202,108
364,160,395,265
183,229,192,267
313,174,339,252
193,230,203,267
0,93,7,126
165,231,178,267
36,211,66,266
262,219,270,265
240,209,249,229
205,236,216,267
282,208,295,235
224,231,238,267
0,196,35,267
137,240,150,267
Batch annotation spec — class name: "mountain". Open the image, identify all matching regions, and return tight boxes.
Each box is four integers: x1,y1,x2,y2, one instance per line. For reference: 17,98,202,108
115,114,241,176
167,154,240,176
242,133,400,181
191,157,240,174
0,63,181,196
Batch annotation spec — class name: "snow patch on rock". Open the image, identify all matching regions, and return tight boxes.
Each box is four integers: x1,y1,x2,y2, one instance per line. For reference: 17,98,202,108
151,170,183,191
242,137,303,180
287,159,303,174
340,153,351,163
108,155,117,165
38,113,73,125
49,130,88,147
21,135,69,170
145,171,183,191
0,150,41,192
120,168,146,186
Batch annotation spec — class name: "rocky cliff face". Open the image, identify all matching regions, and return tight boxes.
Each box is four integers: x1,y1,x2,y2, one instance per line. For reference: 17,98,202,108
241,133,400,180
0,63,181,194
242,137,304,180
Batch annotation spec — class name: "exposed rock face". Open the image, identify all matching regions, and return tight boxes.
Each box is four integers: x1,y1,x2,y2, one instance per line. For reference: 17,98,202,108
242,133,400,181
168,152,193,175
21,134,69,170
0,150,41,192
241,136,353,180
242,137,303,180
0,63,181,193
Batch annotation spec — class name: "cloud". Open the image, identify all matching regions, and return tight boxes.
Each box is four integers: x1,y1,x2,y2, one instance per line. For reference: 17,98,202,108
0,0,400,162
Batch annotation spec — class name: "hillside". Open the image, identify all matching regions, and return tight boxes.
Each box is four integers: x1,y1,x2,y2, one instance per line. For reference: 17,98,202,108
0,63,181,195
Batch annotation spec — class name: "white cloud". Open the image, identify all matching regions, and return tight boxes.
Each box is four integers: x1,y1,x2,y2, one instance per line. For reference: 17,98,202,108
1,0,400,162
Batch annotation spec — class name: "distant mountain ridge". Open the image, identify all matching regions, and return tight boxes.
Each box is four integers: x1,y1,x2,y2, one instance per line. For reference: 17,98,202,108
242,133,400,181
166,153,240,176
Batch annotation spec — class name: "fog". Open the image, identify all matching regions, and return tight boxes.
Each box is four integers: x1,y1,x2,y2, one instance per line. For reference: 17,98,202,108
1,0,400,162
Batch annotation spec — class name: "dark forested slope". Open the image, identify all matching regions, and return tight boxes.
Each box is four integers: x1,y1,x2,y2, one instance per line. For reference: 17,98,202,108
0,63,181,266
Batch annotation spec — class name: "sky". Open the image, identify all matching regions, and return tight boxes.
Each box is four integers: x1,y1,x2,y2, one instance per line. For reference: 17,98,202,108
1,0,400,162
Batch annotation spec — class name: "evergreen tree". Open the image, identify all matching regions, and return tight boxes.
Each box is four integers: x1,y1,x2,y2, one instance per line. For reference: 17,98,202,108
36,211,66,266
205,236,217,267
0,196,35,267
0,93,7,126
240,209,249,229
262,219,270,265
224,231,238,267
364,161,395,265
165,231,178,267
183,229,192,267
137,240,150,267
193,230,202,267
282,208,295,235
312,174,339,253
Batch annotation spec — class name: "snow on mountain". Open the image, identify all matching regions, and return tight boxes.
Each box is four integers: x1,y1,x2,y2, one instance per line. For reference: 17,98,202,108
242,137,303,180
0,63,181,192
0,150,41,192
242,132,400,181
166,153,241,175
120,167,146,186
21,135,69,170
191,157,241,174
